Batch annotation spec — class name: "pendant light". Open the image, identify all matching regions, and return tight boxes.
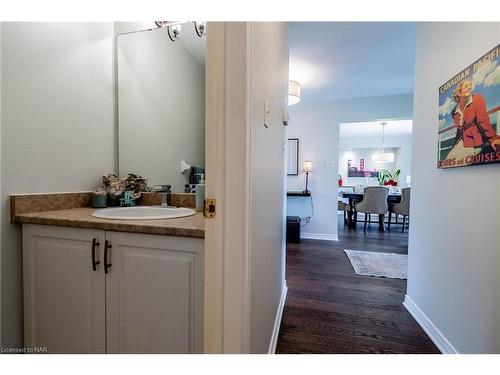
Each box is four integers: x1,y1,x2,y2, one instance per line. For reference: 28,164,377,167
372,122,394,163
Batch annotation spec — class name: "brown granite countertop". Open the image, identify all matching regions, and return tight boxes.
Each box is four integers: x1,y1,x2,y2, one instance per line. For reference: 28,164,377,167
13,207,205,239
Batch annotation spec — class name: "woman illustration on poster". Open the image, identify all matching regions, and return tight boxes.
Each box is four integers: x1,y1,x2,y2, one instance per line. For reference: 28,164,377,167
447,79,500,162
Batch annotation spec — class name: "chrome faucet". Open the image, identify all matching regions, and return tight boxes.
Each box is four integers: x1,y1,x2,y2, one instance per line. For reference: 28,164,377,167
152,184,172,207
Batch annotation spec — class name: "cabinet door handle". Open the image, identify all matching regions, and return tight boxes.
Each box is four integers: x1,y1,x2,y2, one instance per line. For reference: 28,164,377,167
91,238,100,271
104,240,112,274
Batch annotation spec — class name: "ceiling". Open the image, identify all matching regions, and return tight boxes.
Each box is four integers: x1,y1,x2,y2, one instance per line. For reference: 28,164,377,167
288,22,417,102
339,120,413,138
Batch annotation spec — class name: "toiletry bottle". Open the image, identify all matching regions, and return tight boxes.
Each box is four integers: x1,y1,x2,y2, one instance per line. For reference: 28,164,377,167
195,183,205,211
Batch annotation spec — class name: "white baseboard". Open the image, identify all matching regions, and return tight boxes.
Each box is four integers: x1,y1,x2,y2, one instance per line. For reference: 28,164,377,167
403,295,458,354
301,233,338,241
268,282,288,354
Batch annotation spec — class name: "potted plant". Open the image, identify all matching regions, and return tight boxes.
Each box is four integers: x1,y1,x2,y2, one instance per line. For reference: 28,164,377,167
377,169,400,186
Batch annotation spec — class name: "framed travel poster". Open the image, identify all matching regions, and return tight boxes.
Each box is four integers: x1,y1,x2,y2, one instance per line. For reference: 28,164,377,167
437,44,500,168
347,158,379,178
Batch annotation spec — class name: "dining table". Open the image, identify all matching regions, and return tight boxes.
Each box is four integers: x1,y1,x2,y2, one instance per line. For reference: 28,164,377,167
340,191,402,231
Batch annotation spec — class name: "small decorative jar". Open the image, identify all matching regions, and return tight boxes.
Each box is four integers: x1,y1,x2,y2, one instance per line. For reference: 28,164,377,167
91,193,107,208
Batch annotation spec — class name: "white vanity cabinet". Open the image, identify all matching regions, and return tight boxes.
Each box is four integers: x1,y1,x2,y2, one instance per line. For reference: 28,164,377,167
22,224,204,354
23,225,106,354
104,231,203,353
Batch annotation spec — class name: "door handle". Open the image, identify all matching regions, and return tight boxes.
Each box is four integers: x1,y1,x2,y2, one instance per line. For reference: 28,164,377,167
91,238,100,271
104,240,112,274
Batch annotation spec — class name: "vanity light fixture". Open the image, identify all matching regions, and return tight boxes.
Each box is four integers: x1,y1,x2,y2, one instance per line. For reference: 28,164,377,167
167,23,182,41
288,80,301,106
155,21,206,41
372,122,395,163
194,22,206,37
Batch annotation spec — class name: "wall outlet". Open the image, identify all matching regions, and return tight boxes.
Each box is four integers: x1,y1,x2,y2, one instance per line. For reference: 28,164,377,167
325,160,335,169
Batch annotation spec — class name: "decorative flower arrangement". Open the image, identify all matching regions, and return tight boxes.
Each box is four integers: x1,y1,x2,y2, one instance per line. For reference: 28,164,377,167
377,169,401,186
98,173,149,206
94,186,107,196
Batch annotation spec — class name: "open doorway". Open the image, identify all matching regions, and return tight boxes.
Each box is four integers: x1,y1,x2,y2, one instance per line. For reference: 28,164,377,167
338,119,413,233
278,22,439,354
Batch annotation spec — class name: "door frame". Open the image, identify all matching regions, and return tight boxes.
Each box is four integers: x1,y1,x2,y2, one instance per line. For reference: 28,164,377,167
204,22,253,353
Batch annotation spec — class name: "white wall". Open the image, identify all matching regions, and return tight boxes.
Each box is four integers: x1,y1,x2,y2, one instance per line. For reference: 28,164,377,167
0,23,115,347
117,27,205,190
408,22,500,353
287,94,413,240
249,22,288,353
339,133,413,186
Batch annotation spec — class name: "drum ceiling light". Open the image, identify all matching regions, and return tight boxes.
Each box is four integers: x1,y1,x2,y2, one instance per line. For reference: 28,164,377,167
288,80,301,105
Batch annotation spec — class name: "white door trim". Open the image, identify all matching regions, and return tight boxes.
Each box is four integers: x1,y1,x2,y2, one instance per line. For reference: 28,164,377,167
203,21,224,353
268,283,288,354
204,22,252,354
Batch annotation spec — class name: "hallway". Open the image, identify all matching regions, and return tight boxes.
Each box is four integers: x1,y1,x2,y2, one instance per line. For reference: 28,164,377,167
276,220,439,353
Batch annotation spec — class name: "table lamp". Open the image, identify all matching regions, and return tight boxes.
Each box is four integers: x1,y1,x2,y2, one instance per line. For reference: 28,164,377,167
303,161,312,194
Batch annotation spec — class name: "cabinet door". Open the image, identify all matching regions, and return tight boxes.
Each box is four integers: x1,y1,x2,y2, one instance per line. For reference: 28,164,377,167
105,231,203,353
23,224,106,353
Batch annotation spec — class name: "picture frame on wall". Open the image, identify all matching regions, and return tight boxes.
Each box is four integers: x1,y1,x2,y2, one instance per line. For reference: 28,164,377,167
437,43,500,169
287,138,299,175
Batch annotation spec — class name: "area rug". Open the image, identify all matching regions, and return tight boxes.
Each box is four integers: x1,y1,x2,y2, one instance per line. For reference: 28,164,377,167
343,249,407,279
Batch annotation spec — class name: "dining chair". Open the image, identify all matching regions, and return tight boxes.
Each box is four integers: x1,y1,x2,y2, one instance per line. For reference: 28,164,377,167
389,187,410,232
338,186,354,225
355,186,389,231
338,200,348,225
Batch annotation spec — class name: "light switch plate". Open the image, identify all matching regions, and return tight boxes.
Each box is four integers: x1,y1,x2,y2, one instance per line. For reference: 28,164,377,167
325,160,335,169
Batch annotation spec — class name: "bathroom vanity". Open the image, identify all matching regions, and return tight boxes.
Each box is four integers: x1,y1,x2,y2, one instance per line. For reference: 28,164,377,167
9,23,208,354
11,193,204,354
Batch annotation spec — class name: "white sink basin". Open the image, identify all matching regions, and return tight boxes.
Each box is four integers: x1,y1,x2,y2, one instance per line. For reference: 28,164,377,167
92,206,196,220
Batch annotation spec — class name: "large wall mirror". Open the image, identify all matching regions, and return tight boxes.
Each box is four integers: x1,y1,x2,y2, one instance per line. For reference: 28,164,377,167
117,24,206,192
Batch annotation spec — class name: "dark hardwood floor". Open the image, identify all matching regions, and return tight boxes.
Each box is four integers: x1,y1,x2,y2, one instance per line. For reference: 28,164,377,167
275,216,439,354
